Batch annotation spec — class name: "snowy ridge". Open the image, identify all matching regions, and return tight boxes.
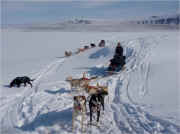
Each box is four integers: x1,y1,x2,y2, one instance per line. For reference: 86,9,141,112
135,14,180,25
0,35,179,134
6,17,179,32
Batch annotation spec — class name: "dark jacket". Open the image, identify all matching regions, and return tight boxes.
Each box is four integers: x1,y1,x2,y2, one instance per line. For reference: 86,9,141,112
110,56,125,66
115,46,123,56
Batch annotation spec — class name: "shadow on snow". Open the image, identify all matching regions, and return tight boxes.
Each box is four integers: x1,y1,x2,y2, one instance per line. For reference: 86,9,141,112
16,108,72,131
45,88,71,95
89,47,112,59
74,66,107,77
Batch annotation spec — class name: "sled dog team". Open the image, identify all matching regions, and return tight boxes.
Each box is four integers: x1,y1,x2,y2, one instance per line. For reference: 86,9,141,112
65,40,106,57
9,73,108,131
68,72,108,132
9,40,126,132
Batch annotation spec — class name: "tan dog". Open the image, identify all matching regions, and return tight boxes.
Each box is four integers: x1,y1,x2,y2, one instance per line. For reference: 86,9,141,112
82,84,99,95
75,48,85,54
66,76,83,89
66,73,97,90
96,83,108,95
72,95,86,132
82,83,108,95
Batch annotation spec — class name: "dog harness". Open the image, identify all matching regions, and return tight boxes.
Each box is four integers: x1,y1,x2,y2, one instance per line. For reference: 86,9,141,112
82,77,89,81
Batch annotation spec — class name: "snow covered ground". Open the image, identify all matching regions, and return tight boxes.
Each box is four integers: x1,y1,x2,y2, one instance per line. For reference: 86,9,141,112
0,30,180,134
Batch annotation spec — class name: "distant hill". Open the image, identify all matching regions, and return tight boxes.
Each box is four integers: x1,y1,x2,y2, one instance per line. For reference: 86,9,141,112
136,14,180,25
66,19,91,24
3,15,179,32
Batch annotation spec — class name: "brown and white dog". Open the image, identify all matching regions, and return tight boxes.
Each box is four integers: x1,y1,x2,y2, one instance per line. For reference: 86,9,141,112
73,95,86,132
82,83,108,95
75,48,85,54
82,84,99,95
66,73,97,90
73,95,86,114
65,51,72,57
96,83,108,95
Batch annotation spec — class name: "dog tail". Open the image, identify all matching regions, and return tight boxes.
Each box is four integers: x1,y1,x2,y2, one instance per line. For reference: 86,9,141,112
30,79,35,81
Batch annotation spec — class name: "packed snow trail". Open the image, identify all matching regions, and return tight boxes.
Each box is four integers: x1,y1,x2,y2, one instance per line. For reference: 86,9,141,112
0,34,179,134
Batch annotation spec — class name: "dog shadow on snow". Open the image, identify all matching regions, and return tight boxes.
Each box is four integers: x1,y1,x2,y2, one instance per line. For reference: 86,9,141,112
74,66,107,77
3,85,11,88
89,47,111,59
44,88,71,95
16,108,73,132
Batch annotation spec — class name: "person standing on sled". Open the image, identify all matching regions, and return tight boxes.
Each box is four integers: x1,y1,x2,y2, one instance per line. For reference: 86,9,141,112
108,42,126,72
115,42,123,56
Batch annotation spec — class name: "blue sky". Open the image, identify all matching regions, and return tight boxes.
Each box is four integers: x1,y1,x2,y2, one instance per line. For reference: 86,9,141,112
2,1,179,25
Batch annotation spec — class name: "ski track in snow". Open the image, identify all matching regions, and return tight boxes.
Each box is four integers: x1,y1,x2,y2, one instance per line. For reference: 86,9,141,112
1,35,180,134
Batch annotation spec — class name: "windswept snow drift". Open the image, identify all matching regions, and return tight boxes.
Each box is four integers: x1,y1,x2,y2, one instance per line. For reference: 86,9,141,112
0,31,179,134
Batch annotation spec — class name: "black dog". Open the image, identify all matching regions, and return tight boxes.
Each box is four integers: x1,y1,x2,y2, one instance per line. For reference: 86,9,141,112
90,43,96,48
89,93,105,124
10,76,34,88
84,45,89,50
98,40,105,47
